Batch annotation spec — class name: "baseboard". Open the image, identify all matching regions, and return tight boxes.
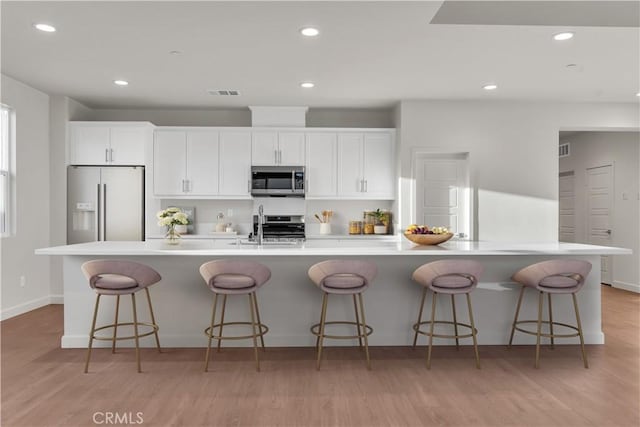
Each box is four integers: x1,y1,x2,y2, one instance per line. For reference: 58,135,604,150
613,281,640,294
1,294,64,321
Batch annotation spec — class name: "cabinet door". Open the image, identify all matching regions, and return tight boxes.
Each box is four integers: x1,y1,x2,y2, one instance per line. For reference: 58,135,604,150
109,127,147,165
70,125,110,165
251,131,278,165
278,132,305,165
363,133,394,199
219,131,252,196
153,131,187,196
337,133,364,197
306,133,337,197
186,131,219,195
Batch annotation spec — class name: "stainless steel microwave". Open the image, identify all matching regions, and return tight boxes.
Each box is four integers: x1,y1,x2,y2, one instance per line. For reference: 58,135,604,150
250,166,305,197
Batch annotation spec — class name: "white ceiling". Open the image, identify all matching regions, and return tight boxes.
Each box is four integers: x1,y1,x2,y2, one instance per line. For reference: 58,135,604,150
1,1,639,109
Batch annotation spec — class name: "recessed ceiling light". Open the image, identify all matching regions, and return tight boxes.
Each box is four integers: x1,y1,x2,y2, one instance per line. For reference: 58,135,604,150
636,92,640,97
113,80,129,86
300,82,315,88
482,84,497,91
553,32,574,41
34,23,56,32
169,50,182,55
300,27,319,37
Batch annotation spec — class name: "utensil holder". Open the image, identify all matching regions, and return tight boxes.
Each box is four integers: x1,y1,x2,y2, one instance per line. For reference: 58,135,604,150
319,223,332,235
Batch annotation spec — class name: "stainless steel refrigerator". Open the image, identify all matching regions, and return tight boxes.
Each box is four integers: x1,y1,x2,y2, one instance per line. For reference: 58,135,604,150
67,166,144,244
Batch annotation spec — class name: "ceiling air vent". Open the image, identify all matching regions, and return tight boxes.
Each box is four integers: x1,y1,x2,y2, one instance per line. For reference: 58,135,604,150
207,89,240,96
559,143,570,157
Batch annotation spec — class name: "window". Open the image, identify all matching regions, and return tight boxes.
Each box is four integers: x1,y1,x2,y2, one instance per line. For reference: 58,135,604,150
0,104,14,236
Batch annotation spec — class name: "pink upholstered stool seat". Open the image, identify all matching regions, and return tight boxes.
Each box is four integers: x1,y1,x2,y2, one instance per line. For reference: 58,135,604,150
199,260,271,372
81,260,162,373
308,260,378,370
411,260,484,369
508,259,592,368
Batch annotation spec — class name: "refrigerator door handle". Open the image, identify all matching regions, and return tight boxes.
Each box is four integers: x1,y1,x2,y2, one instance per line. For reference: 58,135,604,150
102,183,107,240
96,184,102,241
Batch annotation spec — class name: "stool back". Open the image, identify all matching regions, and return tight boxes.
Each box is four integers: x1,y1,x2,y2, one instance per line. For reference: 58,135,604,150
512,259,592,293
81,260,161,290
412,260,484,293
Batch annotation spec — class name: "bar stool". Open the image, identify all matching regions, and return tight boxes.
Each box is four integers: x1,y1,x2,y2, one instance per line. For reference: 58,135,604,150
199,260,271,372
508,259,592,368
308,260,377,370
81,260,162,373
411,260,484,369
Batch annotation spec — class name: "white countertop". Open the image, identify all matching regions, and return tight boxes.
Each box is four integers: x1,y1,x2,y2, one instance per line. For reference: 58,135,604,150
35,240,632,257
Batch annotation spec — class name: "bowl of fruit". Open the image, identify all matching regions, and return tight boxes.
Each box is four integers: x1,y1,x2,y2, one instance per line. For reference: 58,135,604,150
403,225,453,245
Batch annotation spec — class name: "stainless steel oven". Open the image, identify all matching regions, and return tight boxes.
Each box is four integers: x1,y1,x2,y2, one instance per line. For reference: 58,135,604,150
250,166,305,197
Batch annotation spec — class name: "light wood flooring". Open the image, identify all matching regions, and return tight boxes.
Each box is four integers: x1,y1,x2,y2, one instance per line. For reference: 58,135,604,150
1,285,639,426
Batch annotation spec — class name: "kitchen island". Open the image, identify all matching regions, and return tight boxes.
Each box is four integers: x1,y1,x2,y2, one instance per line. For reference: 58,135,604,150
36,240,630,348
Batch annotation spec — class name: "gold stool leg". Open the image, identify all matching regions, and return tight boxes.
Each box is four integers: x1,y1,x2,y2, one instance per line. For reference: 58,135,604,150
357,293,371,370
217,295,227,352
451,294,460,350
548,293,555,349
508,286,526,348
84,294,101,373
252,293,266,350
316,292,329,370
535,291,543,369
131,293,141,373
111,295,120,354
572,293,589,369
466,293,480,369
353,294,363,349
144,288,161,353
248,292,260,372
426,291,437,369
204,293,219,372
412,287,427,349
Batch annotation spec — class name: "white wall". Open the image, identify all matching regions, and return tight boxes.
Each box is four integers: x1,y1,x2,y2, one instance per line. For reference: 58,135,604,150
0,74,52,319
88,107,393,128
397,101,640,242
560,131,640,292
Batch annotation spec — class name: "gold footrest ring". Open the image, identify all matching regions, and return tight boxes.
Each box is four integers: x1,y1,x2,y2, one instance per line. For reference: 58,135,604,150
92,322,158,341
514,320,579,339
204,322,268,341
310,321,373,340
413,320,477,340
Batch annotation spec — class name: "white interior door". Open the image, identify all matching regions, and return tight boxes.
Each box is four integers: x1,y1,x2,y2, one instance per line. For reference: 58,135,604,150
587,165,613,284
559,171,575,242
414,154,470,237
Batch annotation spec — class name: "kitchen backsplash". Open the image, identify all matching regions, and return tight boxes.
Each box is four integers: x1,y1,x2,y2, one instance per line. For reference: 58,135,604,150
154,199,395,237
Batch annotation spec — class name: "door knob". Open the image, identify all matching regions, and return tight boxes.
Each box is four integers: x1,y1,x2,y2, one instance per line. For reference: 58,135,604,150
605,229,611,235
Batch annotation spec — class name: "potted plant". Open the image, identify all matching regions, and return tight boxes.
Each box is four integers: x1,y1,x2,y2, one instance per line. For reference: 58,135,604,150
371,209,388,234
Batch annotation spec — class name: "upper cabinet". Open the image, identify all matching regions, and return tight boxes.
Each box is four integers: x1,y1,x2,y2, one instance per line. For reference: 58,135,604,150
69,122,152,165
153,128,251,199
306,132,338,198
252,131,305,166
337,132,394,200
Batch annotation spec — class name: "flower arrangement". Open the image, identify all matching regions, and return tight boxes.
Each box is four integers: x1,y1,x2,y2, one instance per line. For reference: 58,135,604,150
157,207,189,227
157,207,189,244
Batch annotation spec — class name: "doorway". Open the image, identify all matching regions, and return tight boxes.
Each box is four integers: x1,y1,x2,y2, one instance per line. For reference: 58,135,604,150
587,164,614,284
413,153,471,238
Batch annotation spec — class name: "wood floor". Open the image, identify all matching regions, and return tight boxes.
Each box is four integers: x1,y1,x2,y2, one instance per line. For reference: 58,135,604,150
1,285,638,427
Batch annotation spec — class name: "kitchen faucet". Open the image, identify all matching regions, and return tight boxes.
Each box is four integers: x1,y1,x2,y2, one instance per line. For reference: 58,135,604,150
257,204,264,245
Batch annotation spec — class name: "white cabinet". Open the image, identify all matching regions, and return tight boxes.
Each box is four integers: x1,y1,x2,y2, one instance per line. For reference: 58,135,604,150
153,130,219,196
252,131,305,165
306,133,338,198
153,129,251,198
69,122,149,165
337,132,394,199
219,131,252,196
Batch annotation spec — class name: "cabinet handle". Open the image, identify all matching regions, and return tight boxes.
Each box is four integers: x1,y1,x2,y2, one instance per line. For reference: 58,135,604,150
186,180,191,193
110,148,114,163
105,148,109,163
278,150,282,164
364,180,368,192
181,179,185,193
275,150,278,164
247,179,251,192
